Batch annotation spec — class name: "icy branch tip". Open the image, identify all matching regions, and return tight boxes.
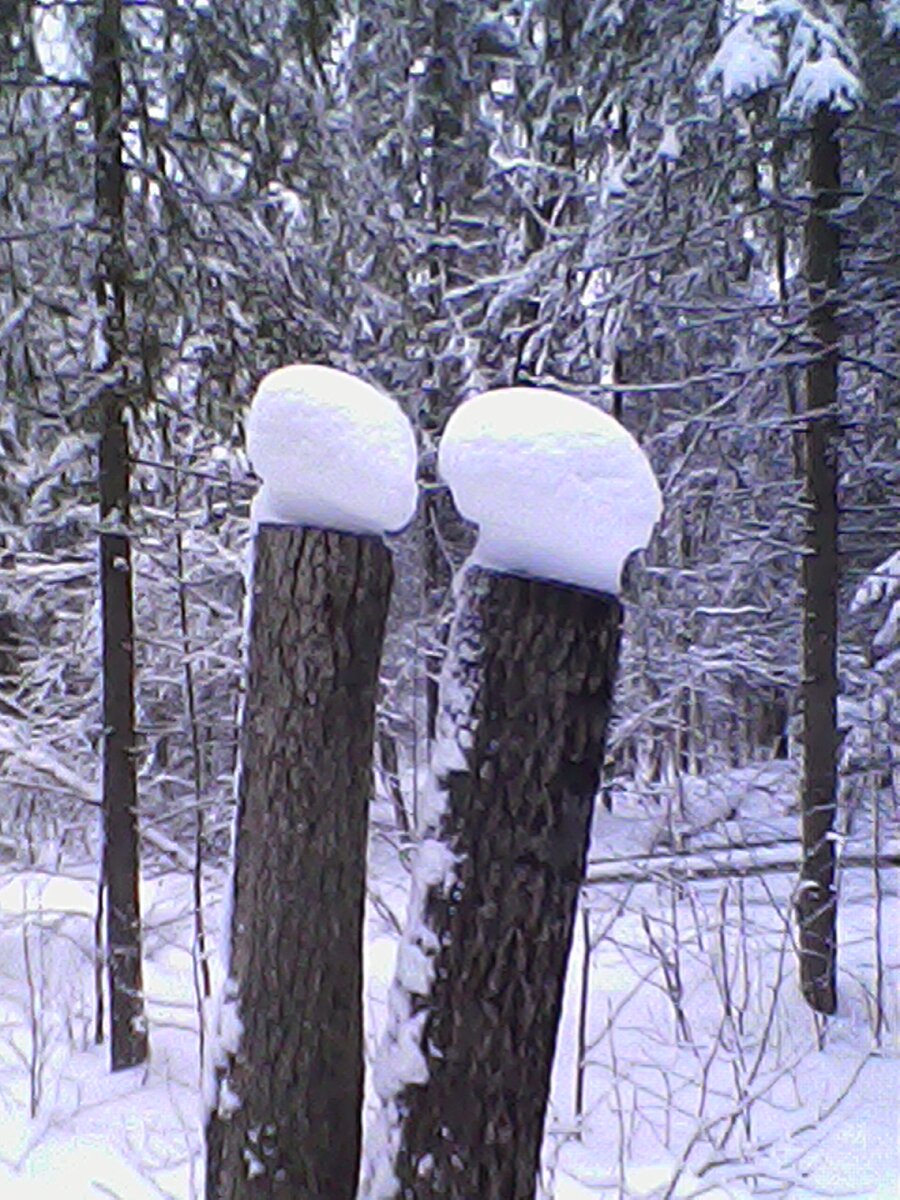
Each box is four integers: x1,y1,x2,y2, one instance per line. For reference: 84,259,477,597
246,363,418,536
439,386,661,595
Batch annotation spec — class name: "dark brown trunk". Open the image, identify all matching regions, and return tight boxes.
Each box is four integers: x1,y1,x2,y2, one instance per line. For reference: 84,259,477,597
396,567,622,1200
797,106,841,1016
92,0,148,1072
206,526,393,1200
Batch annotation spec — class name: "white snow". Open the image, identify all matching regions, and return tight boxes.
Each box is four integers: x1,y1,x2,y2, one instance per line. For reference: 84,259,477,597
657,123,681,162
703,6,861,116
852,549,900,666
362,815,459,1199
0,873,205,1199
882,0,900,37
246,363,417,535
200,531,257,1123
874,597,900,655
702,15,781,101
851,549,900,617
203,976,243,1117
784,52,859,115
439,387,661,594
600,152,628,204
0,758,898,1199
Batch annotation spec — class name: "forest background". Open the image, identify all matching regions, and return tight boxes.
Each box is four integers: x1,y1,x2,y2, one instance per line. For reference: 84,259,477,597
0,1,898,1197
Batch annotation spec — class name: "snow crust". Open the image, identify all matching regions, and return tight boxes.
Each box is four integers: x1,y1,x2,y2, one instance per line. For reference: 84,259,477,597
246,364,417,535
439,387,661,594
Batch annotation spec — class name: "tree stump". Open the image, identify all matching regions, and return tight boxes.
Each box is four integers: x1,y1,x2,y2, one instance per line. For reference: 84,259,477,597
393,566,622,1200
206,525,393,1200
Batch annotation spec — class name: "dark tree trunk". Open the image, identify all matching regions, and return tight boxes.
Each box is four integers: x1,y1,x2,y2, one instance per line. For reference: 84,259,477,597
92,0,148,1072
797,106,841,1016
0,610,19,687
395,567,622,1200
206,526,393,1200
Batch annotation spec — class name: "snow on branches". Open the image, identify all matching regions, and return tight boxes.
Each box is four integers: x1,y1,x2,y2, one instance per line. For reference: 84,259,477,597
702,1,862,116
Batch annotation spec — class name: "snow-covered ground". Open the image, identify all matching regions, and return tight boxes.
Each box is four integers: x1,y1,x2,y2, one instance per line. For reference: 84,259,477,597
1,763,896,1198
0,872,202,1199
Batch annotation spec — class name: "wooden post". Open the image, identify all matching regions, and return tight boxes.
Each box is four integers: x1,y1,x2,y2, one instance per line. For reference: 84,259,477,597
206,525,393,1200
393,566,622,1200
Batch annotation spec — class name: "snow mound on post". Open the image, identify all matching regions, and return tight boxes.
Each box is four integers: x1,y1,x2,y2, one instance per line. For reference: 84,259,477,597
439,386,661,594
246,364,418,535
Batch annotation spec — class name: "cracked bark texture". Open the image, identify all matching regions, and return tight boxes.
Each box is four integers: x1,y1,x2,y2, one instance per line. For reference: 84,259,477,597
396,567,622,1200
206,526,392,1200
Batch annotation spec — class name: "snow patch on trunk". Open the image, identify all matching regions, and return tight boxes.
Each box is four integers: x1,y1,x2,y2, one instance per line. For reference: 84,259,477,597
201,529,255,1123
361,574,486,1199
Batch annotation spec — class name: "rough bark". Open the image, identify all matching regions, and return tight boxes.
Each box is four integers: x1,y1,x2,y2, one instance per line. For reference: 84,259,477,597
206,526,393,1200
797,106,841,1016
92,0,148,1072
396,567,622,1200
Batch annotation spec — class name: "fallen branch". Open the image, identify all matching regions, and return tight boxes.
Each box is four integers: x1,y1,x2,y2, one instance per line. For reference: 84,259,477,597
586,851,900,886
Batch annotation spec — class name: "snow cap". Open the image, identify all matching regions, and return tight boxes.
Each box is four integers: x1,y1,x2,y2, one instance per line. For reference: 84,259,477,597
439,386,661,594
246,363,418,535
